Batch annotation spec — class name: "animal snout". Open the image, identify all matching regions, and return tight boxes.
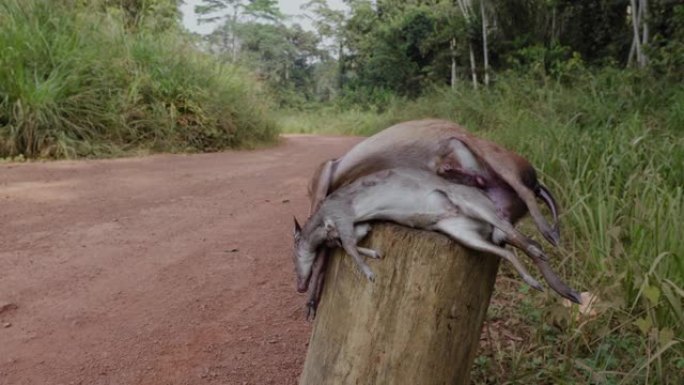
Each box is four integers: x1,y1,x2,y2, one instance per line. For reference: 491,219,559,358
296,277,309,293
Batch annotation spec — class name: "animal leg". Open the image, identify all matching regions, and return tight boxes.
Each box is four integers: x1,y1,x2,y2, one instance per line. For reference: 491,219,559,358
536,183,561,243
533,258,582,304
519,186,559,246
491,227,581,303
343,244,376,282
354,223,372,241
354,223,383,259
492,227,549,261
307,159,336,215
358,247,383,259
307,223,378,320
435,218,543,291
446,136,560,246
338,223,376,282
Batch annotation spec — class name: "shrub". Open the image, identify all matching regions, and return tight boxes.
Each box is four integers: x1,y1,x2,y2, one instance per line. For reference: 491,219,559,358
0,0,277,158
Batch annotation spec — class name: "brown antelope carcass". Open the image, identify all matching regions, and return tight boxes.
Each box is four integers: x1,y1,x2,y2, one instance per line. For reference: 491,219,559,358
303,119,562,315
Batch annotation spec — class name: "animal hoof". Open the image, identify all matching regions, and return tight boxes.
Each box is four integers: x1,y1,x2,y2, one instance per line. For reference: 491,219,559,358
372,249,383,259
365,271,376,282
544,227,561,247
527,277,544,292
565,290,582,305
527,240,548,261
306,301,317,321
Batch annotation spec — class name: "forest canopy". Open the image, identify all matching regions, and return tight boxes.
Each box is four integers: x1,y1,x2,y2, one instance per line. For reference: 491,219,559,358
193,0,684,106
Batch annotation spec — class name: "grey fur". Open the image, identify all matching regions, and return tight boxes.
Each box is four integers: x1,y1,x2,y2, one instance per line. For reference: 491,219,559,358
294,168,581,304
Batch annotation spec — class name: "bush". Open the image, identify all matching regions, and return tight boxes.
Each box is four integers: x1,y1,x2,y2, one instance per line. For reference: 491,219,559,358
0,0,277,158
280,69,684,383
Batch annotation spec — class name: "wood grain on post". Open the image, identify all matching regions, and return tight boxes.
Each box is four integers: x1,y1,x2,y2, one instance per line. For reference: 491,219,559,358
299,223,500,385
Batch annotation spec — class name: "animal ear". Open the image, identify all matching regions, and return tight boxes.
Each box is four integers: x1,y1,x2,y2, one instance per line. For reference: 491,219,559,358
293,217,302,236
445,137,483,172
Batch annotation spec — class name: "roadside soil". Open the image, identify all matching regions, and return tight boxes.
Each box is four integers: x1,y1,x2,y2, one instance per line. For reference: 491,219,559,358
0,135,361,385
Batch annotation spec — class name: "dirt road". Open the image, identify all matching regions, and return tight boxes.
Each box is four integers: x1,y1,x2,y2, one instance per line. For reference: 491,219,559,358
0,135,361,385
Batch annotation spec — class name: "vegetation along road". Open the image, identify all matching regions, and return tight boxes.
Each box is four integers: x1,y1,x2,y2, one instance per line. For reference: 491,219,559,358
0,135,360,385
2,0,682,383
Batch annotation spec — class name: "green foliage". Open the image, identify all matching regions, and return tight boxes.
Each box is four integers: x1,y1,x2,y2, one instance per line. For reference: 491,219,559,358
551,0,631,63
278,70,684,383
342,1,464,99
648,4,684,80
0,0,276,158
107,0,181,30
198,0,324,106
236,22,322,107
288,0,684,105
196,0,282,24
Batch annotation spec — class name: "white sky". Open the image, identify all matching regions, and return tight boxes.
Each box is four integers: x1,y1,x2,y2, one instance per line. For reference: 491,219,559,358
180,0,346,35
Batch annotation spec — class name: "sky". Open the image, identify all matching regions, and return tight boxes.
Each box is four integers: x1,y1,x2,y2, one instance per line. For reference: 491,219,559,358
180,0,346,35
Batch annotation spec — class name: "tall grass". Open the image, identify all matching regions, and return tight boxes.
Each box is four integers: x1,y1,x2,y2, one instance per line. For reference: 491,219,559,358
0,0,277,159
280,70,684,383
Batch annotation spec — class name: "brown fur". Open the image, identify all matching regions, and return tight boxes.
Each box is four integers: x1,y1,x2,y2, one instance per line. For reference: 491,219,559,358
310,119,559,243
302,119,562,317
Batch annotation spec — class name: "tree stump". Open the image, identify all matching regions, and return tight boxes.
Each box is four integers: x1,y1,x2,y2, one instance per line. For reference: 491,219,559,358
299,223,500,385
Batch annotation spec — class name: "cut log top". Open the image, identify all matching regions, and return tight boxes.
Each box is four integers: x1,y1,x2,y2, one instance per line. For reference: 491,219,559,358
299,223,500,385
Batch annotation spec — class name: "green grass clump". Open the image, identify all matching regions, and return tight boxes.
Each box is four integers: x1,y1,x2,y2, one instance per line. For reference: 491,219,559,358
279,70,684,383
0,0,277,159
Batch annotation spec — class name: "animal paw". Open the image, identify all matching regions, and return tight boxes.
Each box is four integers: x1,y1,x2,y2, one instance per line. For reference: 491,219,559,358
358,247,383,259
369,249,383,259
306,300,317,321
364,268,376,282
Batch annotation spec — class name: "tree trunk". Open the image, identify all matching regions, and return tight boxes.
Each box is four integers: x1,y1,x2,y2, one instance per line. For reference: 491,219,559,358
457,0,478,89
629,0,645,68
231,8,238,62
551,6,557,44
628,37,637,67
480,1,490,86
640,0,649,66
299,224,500,385
450,38,457,90
469,43,478,89
337,41,344,94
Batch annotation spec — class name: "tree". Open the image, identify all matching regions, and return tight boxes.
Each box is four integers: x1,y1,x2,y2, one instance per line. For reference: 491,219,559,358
91,0,180,30
195,0,282,61
236,22,322,105
628,0,649,67
480,0,490,86
302,0,347,94
456,0,478,89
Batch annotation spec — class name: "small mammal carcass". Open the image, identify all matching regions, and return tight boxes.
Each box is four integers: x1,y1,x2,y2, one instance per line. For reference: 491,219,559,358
308,119,561,245
293,168,581,304
304,119,563,313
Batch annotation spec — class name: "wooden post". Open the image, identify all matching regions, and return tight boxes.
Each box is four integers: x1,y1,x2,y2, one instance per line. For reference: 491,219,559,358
299,224,500,385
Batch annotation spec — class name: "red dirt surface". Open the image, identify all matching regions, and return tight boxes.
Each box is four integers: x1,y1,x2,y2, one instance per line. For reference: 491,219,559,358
0,135,361,385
